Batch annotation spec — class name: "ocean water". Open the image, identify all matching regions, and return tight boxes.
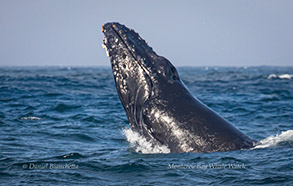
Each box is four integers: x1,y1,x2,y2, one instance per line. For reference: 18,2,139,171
0,66,292,185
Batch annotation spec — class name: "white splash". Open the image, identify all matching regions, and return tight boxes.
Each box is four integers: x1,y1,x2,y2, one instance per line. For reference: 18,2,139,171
268,74,293,79
123,128,170,154
253,130,293,149
279,74,293,79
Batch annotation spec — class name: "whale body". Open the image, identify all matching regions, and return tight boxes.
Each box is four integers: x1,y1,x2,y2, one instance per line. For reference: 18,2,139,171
102,22,255,153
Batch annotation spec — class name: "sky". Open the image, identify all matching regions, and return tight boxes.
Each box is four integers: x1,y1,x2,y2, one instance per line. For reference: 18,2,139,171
0,0,292,67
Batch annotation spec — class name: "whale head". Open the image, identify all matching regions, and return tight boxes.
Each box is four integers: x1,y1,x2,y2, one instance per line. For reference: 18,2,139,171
102,22,181,137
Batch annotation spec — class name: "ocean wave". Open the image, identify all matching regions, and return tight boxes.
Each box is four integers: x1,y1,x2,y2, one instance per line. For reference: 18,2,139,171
20,116,41,120
268,74,293,79
123,128,170,154
56,152,84,159
253,130,293,149
51,103,81,112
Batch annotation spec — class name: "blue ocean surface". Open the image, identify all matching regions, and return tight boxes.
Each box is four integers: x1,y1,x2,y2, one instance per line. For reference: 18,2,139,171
0,66,292,185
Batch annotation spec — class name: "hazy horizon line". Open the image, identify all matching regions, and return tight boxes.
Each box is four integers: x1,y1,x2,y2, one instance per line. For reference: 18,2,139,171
1,65,293,68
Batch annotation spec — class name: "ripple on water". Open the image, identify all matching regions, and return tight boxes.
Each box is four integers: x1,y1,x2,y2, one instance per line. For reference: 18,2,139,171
51,103,82,112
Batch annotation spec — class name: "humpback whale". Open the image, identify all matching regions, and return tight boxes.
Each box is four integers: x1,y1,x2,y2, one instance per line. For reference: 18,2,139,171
102,22,255,153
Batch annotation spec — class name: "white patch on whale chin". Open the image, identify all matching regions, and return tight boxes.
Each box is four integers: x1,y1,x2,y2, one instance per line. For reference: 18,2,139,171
160,115,195,152
152,109,205,152
123,128,170,154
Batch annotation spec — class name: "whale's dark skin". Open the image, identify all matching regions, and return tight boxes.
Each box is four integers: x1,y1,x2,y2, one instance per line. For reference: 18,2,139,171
102,22,255,153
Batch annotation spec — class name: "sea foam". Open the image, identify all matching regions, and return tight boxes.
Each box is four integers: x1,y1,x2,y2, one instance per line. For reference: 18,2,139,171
21,116,41,120
268,74,293,79
253,130,293,149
